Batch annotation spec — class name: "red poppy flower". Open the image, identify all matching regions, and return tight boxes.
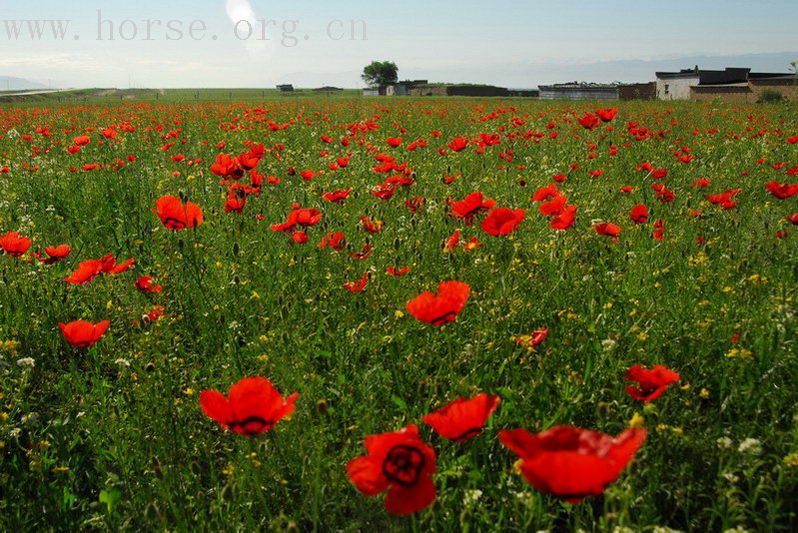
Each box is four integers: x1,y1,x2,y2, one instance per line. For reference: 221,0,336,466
146,305,166,322
448,137,469,152
153,195,204,230
499,425,647,503
199,377,299,437
65,259,103,284
347,425,437,516
625,364,680,402
73,134,91,147
550,204,577,230
482,208,525,236
41,244,71,264
59,320,110,348
629,205,649,224
224,191,246,213
322,188,352,204
100,254,136,275
135,276,162,294
422,393,500,442
272,206,323,233
405,197,425,213
539,194,567,216
764,181,798,200
0,231,31,257
651,168,669,180
516,327,549,348
360,216,384,234
344,272,369,293
788,135,798,144
707,189,741,209
463,237,483,251
788,213,798,225
652,219,665,241
531,183,560,202
595,108,618,122
349,243,373,260
451,192,496,223
578,112,600,130
595,222,622,240
386,266,411,277
291,231,308,244
318,232,346,251
406,281,470,326
443,230,461,251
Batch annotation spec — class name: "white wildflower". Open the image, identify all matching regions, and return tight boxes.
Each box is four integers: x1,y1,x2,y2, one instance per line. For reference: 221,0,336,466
463,489,482,506
738,438,762,455
716,436,733,449
16,357,35,369
601,339,617,352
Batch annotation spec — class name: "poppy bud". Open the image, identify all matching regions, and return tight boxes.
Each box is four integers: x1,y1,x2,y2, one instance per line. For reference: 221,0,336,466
236,335,245,348
144,501,160,521
177,238,185,249
145,362,155,372
233,275,240,285
190,461,202,476
596,401,613,416
221,483,235,501
232,242,240,256
178,190,186,201
152,458,163,479
316,399,328,415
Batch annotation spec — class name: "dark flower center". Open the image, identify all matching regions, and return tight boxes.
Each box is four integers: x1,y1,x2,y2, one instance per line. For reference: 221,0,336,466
382,444,425,486
163,217,187,230
229,416,274,436
430,312,457,326
451,427,483,442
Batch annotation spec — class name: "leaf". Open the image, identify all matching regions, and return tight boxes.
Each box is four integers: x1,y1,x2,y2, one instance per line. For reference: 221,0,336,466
99,487,122,513
390,395,407,411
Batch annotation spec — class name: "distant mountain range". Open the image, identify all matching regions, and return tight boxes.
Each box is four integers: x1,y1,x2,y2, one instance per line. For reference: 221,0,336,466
0,76,48,91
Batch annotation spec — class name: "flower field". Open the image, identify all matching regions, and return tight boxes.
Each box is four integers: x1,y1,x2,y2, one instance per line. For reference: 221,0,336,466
0,96,797,531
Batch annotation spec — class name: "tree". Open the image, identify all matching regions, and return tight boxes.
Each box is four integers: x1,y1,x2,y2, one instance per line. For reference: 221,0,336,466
361,61,398,88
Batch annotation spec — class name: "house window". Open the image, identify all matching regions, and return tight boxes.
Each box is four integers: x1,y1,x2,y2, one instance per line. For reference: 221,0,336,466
664,84,670,94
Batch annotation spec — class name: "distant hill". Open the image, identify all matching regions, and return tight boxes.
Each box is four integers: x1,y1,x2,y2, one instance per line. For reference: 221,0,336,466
0,76,48,91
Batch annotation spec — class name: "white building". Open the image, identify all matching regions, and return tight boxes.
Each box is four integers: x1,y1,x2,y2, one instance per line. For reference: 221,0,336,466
655,67,750,100
386,84,408,96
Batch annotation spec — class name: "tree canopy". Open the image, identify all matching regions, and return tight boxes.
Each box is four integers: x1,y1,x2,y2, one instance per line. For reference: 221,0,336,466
361,61,398,88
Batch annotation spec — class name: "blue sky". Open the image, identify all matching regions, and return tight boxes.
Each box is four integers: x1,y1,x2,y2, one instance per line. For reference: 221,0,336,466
0,0,796,88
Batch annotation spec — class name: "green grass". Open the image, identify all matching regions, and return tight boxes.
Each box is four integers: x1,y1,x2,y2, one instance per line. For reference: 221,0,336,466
0,96,796,531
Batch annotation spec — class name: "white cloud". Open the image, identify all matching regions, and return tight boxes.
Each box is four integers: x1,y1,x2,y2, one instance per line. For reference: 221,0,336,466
226,0,256,26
